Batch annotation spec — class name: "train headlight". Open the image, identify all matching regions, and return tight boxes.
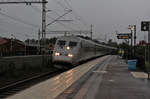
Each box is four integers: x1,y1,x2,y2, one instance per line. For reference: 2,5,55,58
55,52,60,56
66,46,70,50
68,54,73,58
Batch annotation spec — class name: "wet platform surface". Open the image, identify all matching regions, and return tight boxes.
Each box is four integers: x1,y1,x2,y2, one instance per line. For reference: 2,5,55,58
7,55,150,99
7,55,108,99
56,55,150,99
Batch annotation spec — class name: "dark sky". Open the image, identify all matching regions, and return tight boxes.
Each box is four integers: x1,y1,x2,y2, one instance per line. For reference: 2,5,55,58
69,0,150,43
0,0,150,43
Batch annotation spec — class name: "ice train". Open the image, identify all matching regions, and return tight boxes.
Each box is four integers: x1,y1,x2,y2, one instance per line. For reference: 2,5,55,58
52,36,116,68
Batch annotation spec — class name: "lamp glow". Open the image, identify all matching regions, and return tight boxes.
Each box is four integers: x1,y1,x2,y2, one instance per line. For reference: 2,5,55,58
55,52,60,56
67,46,70,50
68,54,73,58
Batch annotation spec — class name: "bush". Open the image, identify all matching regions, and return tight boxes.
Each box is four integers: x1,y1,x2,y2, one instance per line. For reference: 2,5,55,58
145,62,150,72
135,55,145,70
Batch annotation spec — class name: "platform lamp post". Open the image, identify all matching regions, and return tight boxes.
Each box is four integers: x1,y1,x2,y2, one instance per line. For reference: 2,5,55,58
129,25,136,56
133,25,136,57
128,25,133,58
128,25,137,57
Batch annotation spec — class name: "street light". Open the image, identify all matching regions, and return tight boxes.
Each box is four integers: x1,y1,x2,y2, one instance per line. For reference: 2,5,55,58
128,25,136,57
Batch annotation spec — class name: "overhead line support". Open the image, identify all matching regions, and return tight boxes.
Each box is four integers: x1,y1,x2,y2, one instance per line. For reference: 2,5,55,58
0,1,48,4
46,9,72,27
42,0,47,46
0,0,48,48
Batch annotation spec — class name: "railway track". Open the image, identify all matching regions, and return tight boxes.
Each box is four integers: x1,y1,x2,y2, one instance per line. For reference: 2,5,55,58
0,69,64,99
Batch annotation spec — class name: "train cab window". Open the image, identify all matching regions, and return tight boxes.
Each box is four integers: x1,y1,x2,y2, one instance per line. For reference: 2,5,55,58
69,41,77,48
57,40,66,48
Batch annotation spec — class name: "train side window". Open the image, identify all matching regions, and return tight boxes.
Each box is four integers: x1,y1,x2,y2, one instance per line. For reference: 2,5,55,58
69,41,77,48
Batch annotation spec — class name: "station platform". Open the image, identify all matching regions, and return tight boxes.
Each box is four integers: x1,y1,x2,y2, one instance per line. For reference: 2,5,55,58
7,55,150,99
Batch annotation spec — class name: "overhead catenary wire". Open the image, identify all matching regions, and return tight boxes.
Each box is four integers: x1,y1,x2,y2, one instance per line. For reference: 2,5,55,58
25,0,88,31
0,0,45,40
0,11,38,39
53,0,68,10
64,0,89,28
0,27,37,40
46,9,72,27
47,0,86,30
29,5,75,30
45,6,83,30
0,0,90,40
0,11,40,28
0,11,38,38
53,0,89,29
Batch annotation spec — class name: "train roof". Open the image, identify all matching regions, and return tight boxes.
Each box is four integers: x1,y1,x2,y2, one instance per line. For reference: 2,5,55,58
56,35,82,42
56,36,116,50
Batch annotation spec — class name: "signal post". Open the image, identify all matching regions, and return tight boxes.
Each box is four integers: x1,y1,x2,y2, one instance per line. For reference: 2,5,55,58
141,21,150,62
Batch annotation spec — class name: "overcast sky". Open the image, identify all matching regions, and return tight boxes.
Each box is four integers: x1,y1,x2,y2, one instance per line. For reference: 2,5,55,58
0,0,150,43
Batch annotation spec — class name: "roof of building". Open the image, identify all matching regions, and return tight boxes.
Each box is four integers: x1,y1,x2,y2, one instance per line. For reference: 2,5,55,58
0,38,7,45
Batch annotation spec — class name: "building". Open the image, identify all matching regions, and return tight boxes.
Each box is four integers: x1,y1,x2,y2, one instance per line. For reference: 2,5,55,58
0,37,38,57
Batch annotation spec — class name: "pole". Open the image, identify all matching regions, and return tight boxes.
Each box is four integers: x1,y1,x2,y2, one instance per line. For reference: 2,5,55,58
128,38,129,45
0,1,47,4
24,42,26,55
0,0,48,53
134,25,136,46
148,45,150,62
145,45,147,61
91,24,93,39
134,25,136,56
11,37,13,56
42,0,46,47
148,22,150,44
11,34,16,56
130,29,133,58
38,29,41,54
148,22,150,62
131,29,133,48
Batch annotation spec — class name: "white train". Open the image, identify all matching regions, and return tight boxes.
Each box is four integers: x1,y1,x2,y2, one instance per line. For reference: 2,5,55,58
52,36,116,68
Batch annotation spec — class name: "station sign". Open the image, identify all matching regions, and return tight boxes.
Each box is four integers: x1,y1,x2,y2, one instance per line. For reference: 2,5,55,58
141,21,149,31
117,33,132,39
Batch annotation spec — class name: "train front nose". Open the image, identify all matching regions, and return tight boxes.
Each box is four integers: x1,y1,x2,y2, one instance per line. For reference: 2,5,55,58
52,51,74,63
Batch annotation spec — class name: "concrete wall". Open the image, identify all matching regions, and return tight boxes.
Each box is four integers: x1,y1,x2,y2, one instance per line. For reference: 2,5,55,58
0,55,52,73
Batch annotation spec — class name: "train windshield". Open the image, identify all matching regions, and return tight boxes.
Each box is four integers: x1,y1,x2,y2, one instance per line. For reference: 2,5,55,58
57,40,66,48
69,41,77,48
